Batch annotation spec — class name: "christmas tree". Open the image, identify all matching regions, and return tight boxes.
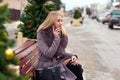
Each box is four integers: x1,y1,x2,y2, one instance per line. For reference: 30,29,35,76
18,0,56,39
51,0,62,10
73,9,82,19
0,1,24,80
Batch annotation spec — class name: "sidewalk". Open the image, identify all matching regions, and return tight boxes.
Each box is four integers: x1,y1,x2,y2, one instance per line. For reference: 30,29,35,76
63,17,114,80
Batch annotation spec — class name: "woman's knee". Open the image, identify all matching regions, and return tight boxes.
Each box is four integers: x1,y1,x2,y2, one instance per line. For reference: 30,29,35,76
66,62,83,73
76,64,84,73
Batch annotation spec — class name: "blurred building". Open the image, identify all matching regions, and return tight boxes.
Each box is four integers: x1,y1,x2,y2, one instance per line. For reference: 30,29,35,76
60,4,65,12
90,3,108,14
0,0,27,20
112,2,120,8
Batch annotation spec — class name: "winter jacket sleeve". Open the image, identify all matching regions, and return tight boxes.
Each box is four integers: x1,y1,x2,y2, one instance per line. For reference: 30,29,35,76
37,31,61,59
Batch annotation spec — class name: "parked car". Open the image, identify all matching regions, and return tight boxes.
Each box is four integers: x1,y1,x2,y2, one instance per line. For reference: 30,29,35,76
108,9,120,29
90,13,98,19
102,13,111,24
96,13,106,22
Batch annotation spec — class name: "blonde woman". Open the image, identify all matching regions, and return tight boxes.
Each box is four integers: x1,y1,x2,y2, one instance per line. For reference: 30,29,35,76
37,11,83,80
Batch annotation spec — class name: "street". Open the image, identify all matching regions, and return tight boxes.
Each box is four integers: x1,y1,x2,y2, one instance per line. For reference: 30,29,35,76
64,16,120,80
5,16,120,80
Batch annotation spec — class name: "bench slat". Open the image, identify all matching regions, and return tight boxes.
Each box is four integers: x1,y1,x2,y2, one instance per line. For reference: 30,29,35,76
15,40,36,54
21,55,39,75
16,43,38,60
19,48,38,67
14,40,39,77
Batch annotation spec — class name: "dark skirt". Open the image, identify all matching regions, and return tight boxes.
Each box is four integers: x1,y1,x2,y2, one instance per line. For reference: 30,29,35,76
66,61,84,80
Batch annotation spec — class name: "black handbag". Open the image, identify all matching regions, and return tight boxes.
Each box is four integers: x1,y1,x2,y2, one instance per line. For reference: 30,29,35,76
35,66,62,80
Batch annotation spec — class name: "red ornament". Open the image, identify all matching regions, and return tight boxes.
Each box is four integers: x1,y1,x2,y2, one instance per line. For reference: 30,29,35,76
27,25,32,29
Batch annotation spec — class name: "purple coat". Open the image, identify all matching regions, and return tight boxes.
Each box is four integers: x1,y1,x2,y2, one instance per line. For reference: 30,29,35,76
37,27,76,80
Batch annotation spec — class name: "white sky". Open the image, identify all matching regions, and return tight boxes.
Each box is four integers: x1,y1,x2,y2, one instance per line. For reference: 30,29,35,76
61,0,110,11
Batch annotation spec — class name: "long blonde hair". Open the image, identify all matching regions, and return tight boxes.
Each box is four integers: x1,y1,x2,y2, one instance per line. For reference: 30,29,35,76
37,11,67,35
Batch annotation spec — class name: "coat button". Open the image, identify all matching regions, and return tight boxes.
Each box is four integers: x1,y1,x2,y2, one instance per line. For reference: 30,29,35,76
57,56,60,59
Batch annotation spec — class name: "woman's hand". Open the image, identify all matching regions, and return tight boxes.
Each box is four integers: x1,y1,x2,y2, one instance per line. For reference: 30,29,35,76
63,58,71,65
53,26,61,37
71,55,78,65
63,55,78,66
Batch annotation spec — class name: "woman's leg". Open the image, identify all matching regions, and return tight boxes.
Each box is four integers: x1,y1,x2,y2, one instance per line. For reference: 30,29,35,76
66,61,84,80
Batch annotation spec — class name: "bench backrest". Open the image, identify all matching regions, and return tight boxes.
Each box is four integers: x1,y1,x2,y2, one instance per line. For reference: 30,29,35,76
14,40,39,75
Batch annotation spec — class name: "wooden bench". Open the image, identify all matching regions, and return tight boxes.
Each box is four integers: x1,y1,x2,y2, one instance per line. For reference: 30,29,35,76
14,39,39,79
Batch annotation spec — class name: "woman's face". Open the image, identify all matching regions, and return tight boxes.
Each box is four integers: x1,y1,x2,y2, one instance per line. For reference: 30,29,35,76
54,15,62,29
